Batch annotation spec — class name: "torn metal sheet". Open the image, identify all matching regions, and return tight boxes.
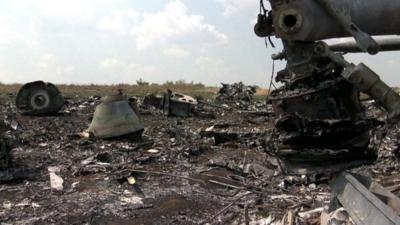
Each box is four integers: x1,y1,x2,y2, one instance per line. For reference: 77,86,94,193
201,123,265,145
142,93,164,109
331,172,400,225
16,81,65,115
88,93,144,139
163,90,197,117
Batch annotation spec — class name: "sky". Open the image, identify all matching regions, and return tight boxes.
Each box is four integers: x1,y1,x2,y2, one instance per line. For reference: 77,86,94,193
0,0,399,86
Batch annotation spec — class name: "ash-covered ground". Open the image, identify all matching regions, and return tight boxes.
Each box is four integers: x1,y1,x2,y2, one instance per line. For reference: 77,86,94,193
1,94,400,225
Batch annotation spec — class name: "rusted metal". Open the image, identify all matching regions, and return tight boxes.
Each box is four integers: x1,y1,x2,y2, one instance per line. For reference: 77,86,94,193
16,81,65,116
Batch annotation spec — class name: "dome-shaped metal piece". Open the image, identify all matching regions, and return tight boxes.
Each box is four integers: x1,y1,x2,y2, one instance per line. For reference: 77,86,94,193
88,94,144,139
16,81,65,115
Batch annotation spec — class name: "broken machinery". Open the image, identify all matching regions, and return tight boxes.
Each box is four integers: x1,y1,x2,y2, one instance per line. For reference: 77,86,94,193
88,91,144,139
16,81,65,116
255,0,400,173
216,82,257,103
142,90,198,117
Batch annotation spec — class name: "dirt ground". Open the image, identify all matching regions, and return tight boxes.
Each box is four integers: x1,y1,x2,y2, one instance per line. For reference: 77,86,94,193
1,93,400,225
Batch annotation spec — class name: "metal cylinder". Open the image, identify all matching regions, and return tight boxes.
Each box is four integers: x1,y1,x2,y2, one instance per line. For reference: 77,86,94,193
330,37,400,53
342,63,400,117
88,95,144,139
269,0,400,41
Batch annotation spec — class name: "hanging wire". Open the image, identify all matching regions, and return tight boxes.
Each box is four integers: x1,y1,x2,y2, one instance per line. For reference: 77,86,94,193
259,0,277,101
259,0,267,14
268,36,275,48
266,60,275,103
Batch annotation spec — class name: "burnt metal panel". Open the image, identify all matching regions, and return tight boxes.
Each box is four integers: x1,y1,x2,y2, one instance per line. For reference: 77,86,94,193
331,172,400,225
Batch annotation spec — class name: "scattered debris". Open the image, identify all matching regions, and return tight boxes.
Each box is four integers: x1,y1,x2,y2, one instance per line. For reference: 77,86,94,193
331,172,400,225
320,208,351,225
0,122,12,169
16,81,65,115
48,166,64,191
216,82,257,103
1,93,400,224
142,90,216,118
163,89,197,117
142,93,164,109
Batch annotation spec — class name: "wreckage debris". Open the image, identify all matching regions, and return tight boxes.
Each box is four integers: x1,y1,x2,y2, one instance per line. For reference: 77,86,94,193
142,93,164,110
142,90,200,117
216,82,257,103
16,80,65,115
0,122,12,169
88,92,144,139
330,172,400,225
163,90,197,117
254,0,400,176
48,166,64,191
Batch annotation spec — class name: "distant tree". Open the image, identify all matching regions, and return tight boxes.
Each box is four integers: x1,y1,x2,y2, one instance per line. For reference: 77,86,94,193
164,80,174,86
136,78,149,86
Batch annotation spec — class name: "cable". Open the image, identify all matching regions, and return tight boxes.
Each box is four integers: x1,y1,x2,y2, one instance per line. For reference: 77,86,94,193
266,60,275,103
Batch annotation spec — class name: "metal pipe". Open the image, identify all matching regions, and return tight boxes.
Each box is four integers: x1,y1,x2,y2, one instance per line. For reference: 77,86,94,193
269,0,400,41
342,63,400,117
330,37,400,53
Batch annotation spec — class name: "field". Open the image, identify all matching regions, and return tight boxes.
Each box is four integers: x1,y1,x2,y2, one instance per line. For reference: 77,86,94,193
0,83,268,101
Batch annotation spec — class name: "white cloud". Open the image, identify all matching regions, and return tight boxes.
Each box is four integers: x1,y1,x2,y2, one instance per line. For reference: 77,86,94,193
9,0,128,23
35,54,76,82
98,58,158,79
163,47,190,58
99,58,121,69
97,10,140,34
0,13,39,46
195,56,223,66
131,0,228,50
37,54,57,69
126,63,157,74
216,0,259,17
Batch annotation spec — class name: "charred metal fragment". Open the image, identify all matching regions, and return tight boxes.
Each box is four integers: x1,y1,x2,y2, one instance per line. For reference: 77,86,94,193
142,93,164,109
16,81,65,116
256,0,400,173
88,93,144,139
163,90,197,117
331,172,400,225
201,123,265,145
216,82,257,103
265,41,377,170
